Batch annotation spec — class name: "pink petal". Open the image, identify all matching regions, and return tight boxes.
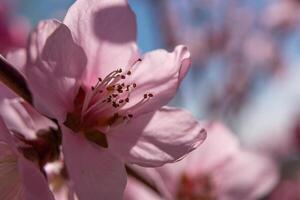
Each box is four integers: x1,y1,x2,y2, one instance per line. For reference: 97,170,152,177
109,106,206,167
0,99,56,139
5,48,26,74
124,177,162,200
18,157,54,200
62,126,127,200
214,151,279,200
63,0,139,85
155,160,190,198
126,165,172,199
155,122,239,197
25,20,87,120
0,120,54,200
124,45,191,116
0,118,15,148
0,83,18,100
185,122,240,176
0,142,23,200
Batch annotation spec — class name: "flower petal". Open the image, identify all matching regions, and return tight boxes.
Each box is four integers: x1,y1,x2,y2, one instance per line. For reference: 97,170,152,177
62,126,127,200
63,0,139,85
108,106,206,167
0,98,56,139
5,48,26,74
154,122,240,197
214,151,279,200
0,142,23,200
25,20,87,120
124,177,162,200
124,45,191,116
0,119,54,200
18,157,55,200
185,122,240,175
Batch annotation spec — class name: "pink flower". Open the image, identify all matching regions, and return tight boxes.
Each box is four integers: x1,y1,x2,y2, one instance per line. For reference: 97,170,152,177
22,0,206,199
0,117,54,200
124,122,279,200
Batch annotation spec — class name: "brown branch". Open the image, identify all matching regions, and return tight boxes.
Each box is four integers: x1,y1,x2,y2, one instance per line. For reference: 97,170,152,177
0,56,32,104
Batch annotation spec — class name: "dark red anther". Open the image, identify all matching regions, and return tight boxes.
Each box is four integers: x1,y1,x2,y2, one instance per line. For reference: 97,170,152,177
119,99,124,104
121,75,126,79
144,94,148,99
127,71,132,75
133,83,137,88
98,78,102,82
128,114,133,118
125,98,129,102
148,93,154,97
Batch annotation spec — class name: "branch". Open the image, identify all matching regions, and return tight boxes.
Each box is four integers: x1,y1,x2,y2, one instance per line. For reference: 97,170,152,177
0,55,32,104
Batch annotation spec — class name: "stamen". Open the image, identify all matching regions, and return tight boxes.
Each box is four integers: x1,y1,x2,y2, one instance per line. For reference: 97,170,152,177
78,58,152,130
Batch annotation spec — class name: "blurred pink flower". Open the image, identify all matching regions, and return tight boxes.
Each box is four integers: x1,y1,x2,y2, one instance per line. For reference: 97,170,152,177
21,0,207,199
262,0,300,31
0,2,29,54
0,118,54,200
124,123,279,200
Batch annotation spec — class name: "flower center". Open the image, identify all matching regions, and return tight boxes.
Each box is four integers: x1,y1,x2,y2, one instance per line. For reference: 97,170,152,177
176,174,216,200
64,59,154,148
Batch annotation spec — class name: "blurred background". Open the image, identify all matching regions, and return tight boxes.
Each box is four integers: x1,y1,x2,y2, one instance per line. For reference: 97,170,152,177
2,0,300,198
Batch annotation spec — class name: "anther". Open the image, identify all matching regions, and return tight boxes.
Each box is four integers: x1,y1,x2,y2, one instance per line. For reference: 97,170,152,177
121,75,126,79
125,98,129,102
144,94,148,99
112,102,118,108
127,71,132,75
133,83,137,88
148,93,154,98
128,114,133,118
98,78,102,82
